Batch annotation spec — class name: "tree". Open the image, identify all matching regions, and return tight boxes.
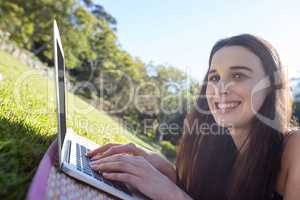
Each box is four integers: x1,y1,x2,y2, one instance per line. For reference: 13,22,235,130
0,0,201,143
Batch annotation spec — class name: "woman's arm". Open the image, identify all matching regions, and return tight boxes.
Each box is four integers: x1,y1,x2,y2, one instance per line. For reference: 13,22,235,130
282,132,300,200
145,151,177,183
86,143,177,182
172,186,194,200
89,154,192,200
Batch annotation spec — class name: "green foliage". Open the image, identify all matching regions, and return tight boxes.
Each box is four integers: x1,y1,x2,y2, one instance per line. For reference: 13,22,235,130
0,0,117,68
0,0,199,194
0,0,199,148
0,50,158,200
0,30,10,42
160,140,176,160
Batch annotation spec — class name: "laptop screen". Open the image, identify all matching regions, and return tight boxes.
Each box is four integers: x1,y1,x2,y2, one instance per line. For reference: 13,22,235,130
56,40,67,150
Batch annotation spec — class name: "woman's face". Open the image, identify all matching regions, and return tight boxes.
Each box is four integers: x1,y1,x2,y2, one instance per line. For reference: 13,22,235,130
206,45,270,128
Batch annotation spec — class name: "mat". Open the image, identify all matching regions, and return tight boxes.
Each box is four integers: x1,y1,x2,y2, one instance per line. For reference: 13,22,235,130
26,138,118,200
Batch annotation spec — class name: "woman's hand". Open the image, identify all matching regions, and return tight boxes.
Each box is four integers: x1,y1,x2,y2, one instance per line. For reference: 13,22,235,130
89,154,189,200
86,143,176,182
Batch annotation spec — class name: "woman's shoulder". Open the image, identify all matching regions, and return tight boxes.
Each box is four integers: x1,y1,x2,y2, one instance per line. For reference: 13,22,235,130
278,129,300,198
283,128,300,149
275,129,300,195
282,128,300,165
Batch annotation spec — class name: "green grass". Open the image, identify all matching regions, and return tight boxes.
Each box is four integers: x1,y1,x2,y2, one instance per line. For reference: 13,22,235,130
0,50,159,200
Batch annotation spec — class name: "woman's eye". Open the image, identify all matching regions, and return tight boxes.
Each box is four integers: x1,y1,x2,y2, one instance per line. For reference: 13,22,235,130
232,73,245,79
208,75,220,82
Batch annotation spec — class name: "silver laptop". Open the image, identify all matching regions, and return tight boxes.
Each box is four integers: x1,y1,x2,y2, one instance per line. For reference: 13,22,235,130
53,20,145,200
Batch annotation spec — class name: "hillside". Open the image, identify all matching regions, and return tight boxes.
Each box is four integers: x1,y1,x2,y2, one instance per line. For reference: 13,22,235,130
0,50,158,200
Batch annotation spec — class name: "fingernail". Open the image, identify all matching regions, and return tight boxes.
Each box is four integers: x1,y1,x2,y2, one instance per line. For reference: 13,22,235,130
90,157,96,161
91,155,102,161
89,161,96,165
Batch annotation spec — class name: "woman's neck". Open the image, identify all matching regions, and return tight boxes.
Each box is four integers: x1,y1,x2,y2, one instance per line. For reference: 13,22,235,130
228,125,251,152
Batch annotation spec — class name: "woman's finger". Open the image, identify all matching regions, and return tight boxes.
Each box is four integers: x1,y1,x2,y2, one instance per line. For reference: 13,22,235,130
91,143,145,161
90,154,150,178
91,160,139,176
89,153,129,166
103,172,140,187
86,143,119,157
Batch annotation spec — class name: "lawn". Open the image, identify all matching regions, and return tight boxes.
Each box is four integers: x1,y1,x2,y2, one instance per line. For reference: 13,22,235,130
0,50,159,200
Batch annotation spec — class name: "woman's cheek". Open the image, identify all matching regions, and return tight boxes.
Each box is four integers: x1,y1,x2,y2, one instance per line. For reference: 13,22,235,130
250,89,268,114
205,85,215,106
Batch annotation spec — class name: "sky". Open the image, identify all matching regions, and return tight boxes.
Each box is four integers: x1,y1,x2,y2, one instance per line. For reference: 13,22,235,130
96,0,300,82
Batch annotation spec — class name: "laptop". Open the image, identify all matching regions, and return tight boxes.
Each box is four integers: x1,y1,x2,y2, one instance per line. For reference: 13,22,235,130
53,20,145,200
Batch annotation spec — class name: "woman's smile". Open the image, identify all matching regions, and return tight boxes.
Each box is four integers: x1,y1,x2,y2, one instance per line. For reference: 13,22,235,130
214,100,242,114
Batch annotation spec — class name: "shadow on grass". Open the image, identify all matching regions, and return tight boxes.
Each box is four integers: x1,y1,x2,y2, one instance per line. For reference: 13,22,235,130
0,116,56,200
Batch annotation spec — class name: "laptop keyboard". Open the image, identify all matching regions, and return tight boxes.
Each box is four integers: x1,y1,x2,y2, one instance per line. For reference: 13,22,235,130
75,143,132,196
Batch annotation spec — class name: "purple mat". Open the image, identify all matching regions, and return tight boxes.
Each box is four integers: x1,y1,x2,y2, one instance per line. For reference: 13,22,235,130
26,138,117,200
26,138,58,200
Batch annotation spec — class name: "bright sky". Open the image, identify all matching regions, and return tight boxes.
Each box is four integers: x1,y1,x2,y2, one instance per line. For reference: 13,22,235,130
97,0,300,81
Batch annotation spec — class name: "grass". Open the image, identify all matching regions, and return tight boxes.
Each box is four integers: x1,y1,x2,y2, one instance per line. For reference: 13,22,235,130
0,50,159,200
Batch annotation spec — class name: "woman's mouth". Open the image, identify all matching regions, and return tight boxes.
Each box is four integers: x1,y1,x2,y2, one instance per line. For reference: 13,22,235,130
214,101,242,114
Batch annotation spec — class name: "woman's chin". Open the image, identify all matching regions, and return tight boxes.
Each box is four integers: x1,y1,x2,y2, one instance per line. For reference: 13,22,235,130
214,118,237,128
212,109,244,128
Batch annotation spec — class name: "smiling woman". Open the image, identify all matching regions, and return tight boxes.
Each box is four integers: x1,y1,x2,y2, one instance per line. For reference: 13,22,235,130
87,34,300,200
176,34,299,200
206,45,270,132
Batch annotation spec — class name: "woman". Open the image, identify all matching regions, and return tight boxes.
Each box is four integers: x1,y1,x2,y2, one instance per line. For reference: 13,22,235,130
87,34,300,200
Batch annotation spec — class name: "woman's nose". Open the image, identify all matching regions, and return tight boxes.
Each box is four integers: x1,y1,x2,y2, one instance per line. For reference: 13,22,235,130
216,80,231,95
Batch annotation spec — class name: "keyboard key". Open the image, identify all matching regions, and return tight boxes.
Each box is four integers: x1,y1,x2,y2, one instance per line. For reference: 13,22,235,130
76,144,131,195
76,143,81,171
83,169,93,176
111,181,132,195
92,170,103,181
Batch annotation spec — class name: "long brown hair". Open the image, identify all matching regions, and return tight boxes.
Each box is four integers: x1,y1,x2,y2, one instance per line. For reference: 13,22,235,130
176,34,294,200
